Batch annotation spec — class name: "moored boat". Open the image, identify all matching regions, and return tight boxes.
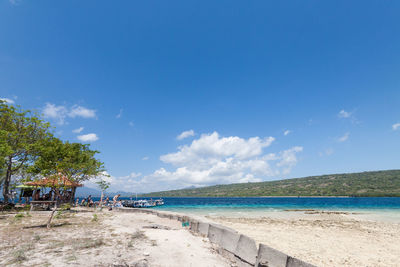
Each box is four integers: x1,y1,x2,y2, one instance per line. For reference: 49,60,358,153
122,198,164,208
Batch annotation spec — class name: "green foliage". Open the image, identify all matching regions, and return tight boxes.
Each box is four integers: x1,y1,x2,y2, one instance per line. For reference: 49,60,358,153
0,100,51,201
54,210,63,219
140,170,400,197
0,100,104,204
96,179,110,192
60,203,71,210
29,137,104,186
92,213,98,222
14,213,24,219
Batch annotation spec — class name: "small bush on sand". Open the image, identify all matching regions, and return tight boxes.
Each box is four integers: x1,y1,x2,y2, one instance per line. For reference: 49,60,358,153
54,210,63,219
12,249,27,263
60,203,71,210
33,234,40,241
14,213,24,219
75,238,104,249
92,213,98,222
131,230,146,240
8,244,33,264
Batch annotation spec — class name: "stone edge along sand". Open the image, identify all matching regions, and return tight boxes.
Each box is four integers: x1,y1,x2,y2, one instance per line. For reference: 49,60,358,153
115,207,317,267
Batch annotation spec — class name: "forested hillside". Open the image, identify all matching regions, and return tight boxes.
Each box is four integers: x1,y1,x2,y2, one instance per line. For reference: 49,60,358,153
140,170,400,197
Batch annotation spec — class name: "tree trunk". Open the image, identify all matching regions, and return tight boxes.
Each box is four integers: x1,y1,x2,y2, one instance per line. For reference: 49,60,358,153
47,188,60,229
47,201,57,229
69,187,76,205
99,191,104,209
2,158,12,203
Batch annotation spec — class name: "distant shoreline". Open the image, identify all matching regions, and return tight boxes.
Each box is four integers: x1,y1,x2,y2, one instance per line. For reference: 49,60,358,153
136,195,400,198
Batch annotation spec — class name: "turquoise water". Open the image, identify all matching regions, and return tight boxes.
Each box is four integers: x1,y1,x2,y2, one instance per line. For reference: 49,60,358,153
149,197,400,210
141,197,400,221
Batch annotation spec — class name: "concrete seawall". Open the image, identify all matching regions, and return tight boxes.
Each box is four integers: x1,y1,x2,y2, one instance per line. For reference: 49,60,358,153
116,207,317,267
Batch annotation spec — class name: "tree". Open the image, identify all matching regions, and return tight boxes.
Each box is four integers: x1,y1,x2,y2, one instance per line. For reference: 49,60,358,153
0,101,51,202
96,178,110,209
30,137,104,228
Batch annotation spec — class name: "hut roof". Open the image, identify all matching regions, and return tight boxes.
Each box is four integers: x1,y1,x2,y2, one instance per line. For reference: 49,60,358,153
25,175,83,188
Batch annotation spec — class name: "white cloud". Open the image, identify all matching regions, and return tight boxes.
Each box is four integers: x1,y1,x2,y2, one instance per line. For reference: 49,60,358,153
283,130,291,136
84,171,146,193
338,110,351,118
72,127,84,133
129,121,134,127
121,172,142,179
69,105,96,118
85,132,303,193
276,146,303,174
337,132,350,142
43,103,68,124
77,133,99,142
133,132,301,192
43,103,96,124
96,132,303,193
142,156,149,161
177,130,195,140
392,123,400,131
0,98,15,104
116,109,123,119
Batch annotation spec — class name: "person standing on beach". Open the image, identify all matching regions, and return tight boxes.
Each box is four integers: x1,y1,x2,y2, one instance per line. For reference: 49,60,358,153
113,194,120,207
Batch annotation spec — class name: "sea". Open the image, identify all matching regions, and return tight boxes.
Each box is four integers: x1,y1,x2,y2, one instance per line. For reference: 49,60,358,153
115,197,400,222
7,196,400,222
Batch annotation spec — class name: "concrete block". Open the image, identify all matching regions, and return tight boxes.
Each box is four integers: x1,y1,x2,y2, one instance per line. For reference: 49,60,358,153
217,248,253,267
256,243,288,267
198,222,209,236
190,221,199,232
286,256,316,267
234,234,258,266
207,224,224,244
220,228,240,253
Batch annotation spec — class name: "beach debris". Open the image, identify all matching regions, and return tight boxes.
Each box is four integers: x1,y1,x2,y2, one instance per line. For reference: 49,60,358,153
110,262,129,267
132,259,148,267
143,251,150,256
305,211,351,215
142,224,171,230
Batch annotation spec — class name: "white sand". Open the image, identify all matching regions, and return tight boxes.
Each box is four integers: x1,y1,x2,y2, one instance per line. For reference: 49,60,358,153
0,209,232,267
209,211,400,267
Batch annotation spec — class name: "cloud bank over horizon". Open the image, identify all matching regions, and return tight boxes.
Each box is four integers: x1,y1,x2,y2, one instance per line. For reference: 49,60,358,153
89,131,303,193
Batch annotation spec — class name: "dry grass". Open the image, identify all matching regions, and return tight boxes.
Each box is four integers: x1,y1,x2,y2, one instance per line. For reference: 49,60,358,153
74,238,104,249
127,230,147,247
0,209,111,266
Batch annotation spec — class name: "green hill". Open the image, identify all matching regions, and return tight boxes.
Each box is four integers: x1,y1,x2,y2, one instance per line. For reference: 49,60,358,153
140,170,400,197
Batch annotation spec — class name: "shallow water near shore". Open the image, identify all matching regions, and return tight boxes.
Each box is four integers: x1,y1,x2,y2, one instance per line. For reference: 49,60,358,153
124,197,400,222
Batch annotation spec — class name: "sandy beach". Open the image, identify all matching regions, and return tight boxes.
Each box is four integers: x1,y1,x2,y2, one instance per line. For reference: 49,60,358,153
208,210,400,267
1,207,400,267
0,209,232,267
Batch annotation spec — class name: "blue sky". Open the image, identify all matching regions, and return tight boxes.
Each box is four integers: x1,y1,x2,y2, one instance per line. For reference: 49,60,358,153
1,0,400,192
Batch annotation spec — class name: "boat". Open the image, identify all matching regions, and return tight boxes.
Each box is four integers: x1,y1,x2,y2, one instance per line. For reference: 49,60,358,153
122,198,164,208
